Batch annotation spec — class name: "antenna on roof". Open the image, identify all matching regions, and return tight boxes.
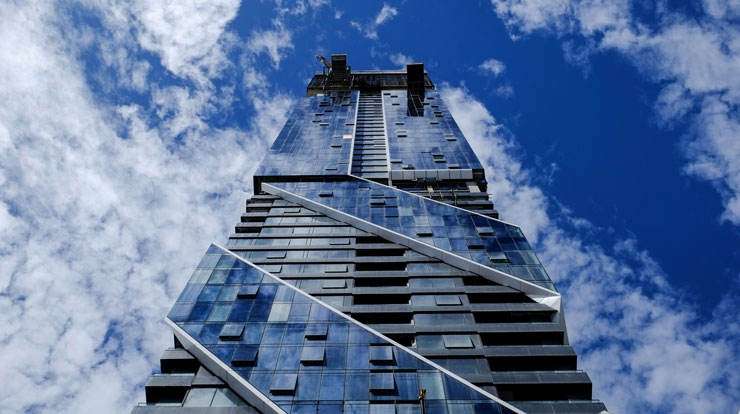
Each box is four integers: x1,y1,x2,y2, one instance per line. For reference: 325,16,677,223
316,55,331,75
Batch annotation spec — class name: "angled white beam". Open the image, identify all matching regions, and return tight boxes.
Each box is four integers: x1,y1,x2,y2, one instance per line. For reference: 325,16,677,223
164,318,287,414
215,243,526,414
263,182,560,310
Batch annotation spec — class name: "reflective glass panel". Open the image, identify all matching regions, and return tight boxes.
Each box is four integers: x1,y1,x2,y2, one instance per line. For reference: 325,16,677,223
168,244,517,413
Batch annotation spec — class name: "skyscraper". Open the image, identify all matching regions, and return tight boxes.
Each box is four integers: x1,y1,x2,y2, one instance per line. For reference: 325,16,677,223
133,55,606,414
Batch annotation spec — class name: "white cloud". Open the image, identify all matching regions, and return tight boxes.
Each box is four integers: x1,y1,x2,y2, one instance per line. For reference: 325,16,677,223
478,58,513,97
375,3,399,26
273,0,329,16
443,85,740,413
495,84,515,98
479,57,507,76
307,0,330,8
491,0,740,225
703,0,740,19
247,21,294,68
442,87,549,239
492,0,573,35
2,2,736,414
389,52,414,67
352,3,399,40
129,0,240,83
0,1,293,412
244,81,295,150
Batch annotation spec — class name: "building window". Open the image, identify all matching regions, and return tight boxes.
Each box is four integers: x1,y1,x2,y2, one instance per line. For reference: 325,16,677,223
237,285,259,298
369,345,395,363
210,388,245,407
325,264,348,273
267,303,291,322
262,264,283,273
369,404,395,414
183,388,216,407
443,335,474,349
322,279,347,289
305,323,328,339
434,295,462,306
270,373,298,395
410,278,455,289
266,251,287,259
476,226,494,236
218,324,244,341
216,286,239,302
489,252,509,263
414,313,473,326
300,346,325,365
369,373,395,394
231,346,258,367
207,304,232,322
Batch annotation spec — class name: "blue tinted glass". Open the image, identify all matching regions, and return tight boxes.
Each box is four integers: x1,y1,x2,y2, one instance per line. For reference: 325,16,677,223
256,92,358,178
283,323,306,344
318,403,343,414
219,323,244,340
227,301,252,322
369,345,394,363
395,373,419,400
199,323,223,344
189,302,211,321
370,404,395,414
345,372,369,400
271,373,298,393
178,283,204,302
237,284,259,298
269,178,555,291
170,244,514,412
295,373,321,401
294,403,319,414
369,372,395,392
232,345,258,365
319,372,345,401
242,324,263,344
262,324,285,344
276,346,301,370
384,91,484,171
168,303,193,322
300,346,325,364
255,346,278,370
345,402,369,414
419,372,446,400
324,346,347,369
346,346,369,369
305,323,328,339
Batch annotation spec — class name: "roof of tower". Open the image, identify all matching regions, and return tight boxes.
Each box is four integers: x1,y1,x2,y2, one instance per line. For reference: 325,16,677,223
308,53,434,95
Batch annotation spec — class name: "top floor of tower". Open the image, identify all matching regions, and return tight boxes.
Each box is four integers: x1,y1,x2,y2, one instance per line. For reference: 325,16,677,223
307,54,434,95
257,53,487,192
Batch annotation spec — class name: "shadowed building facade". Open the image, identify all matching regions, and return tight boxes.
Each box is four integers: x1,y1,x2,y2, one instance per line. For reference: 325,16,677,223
132,55,606,414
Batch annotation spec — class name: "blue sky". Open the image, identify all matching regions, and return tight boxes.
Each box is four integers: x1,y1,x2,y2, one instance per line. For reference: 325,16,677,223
0,1,737,413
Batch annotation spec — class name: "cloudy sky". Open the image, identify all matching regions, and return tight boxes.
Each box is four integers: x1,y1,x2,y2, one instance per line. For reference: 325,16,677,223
0,1,738,413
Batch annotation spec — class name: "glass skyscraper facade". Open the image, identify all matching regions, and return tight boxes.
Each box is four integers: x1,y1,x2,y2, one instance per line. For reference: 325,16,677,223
133,55,606,414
